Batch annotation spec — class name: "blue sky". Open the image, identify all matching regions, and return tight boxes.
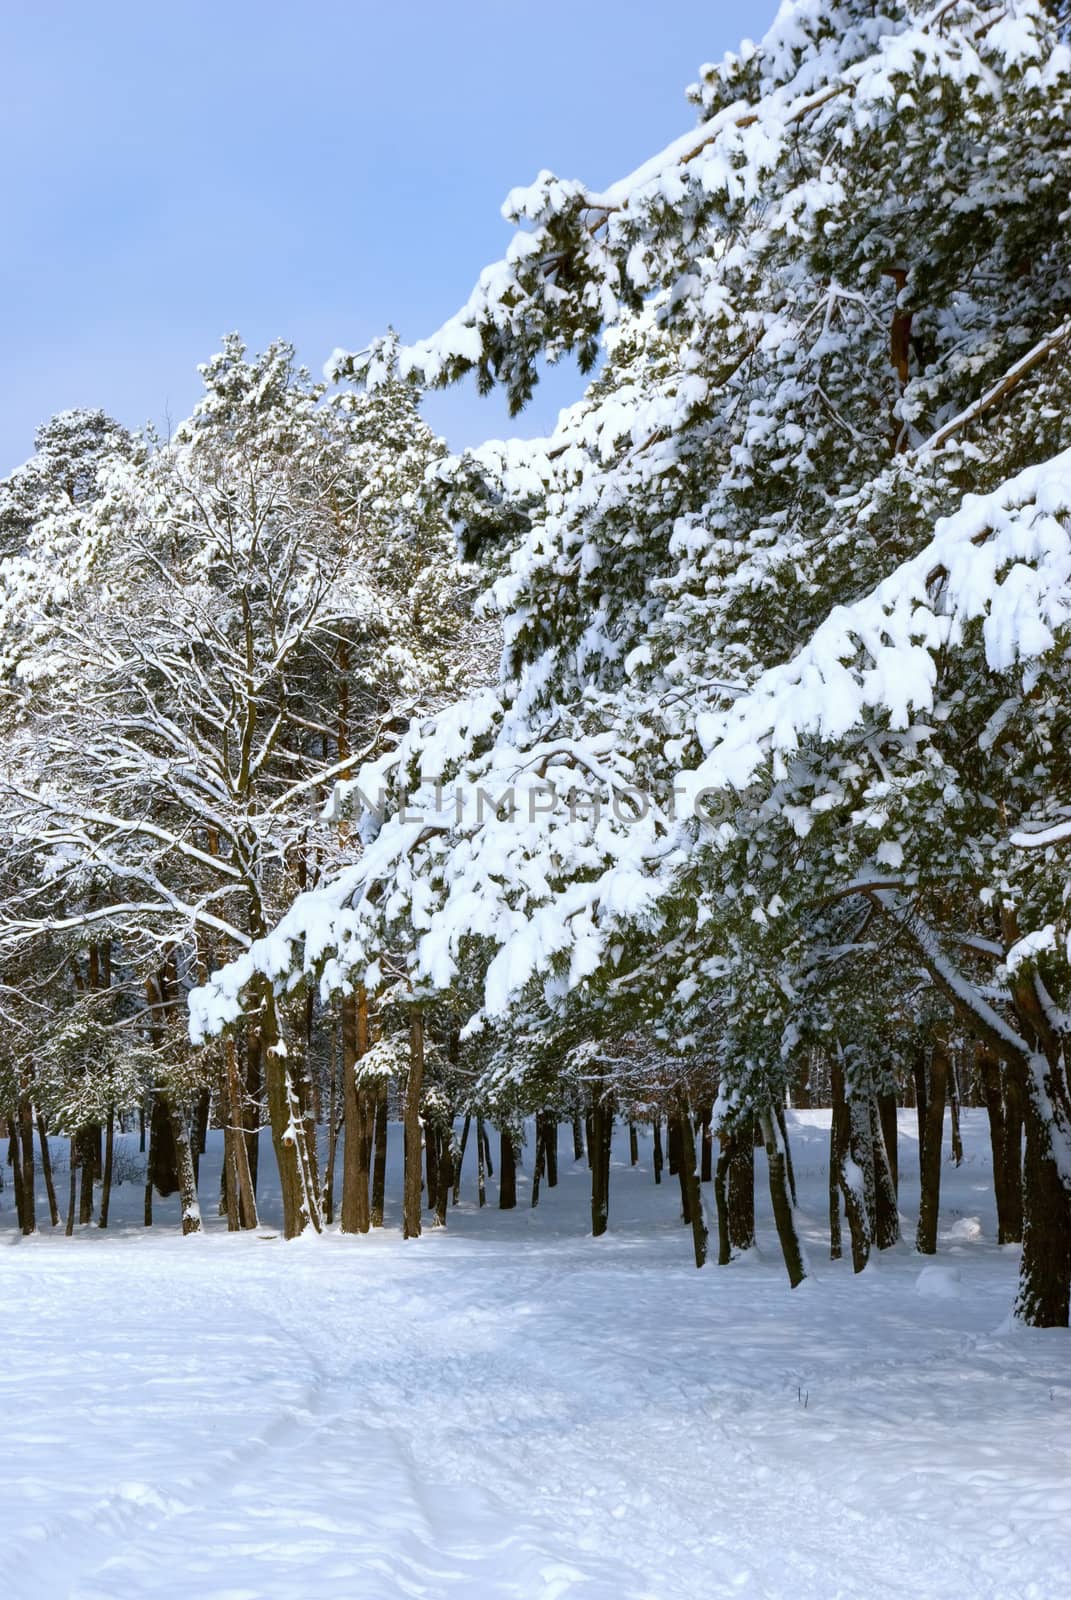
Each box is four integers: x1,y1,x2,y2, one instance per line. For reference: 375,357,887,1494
1,1,774,473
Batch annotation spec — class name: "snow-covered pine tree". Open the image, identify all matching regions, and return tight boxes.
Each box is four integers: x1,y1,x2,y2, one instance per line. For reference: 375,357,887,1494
193,2,1071,1319
0,336,482,1238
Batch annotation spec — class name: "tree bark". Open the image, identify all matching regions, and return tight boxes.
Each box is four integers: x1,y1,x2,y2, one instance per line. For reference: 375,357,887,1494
916,1039,948,1255
1015,1076,1071,1326
225,1035,258,1228
98,1112,115,1230
981,1047,1023,1244
949,1055,964,1166
727,1121,755,1252
340,990,371,1234
590,1091,613,1237
166,1098,202,1236
322,1026,339,1224
530,1117,545,1209
37,1113,59,1228
544,1113,558,1187
257,979,320,1238
759,1107,808,1287
8,1121,27,1234
878,1091,899,1194
17,1099,36,1235
403,1010,425,1239
572,1111,585,1163
453,1114,470,1205
828,1101,842,1261
870,1097,900,1249
652,1116,663,1185
671,1110,692,1226
699,1106,713,1184
434,1124,451,1227
774,1101,796,1206
499,1126,517,1210
78,1126,95,1225
676,1095,707,1268
832,1055,870,1271
476,1114,487,1207
667,1114,681,1177
371,1080,388,1226
65,1137,78,1236
244,1020,262,1195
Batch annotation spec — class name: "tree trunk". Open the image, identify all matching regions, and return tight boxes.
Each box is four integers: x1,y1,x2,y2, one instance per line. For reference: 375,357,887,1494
714,1135,732,1265
403,1010,425,1239
340,990,371,1234
531,1118,545,1209
453,1114,470,1205
65,1138,78,1236
8,1121,27,1234
572,1111,585,1163
257,979,320,1238
848,1094,876,1240
147,1094,178,1197
828,1101,842,1261
759,1107,808,1287
143,1107,153,1227
1014,1074,1071,1327
671,1110,692,1225
590,1092,613,1237
916,1040,948,1255
98,1112,115,1230
1001,1071,1024,1244
434,1124,452,1227
225,1035,258,1229
676,1095,707,1268
499,1126,517,1210
37,1113,59,1228
699,1107,713,1184
981,1049,1024,1246
165,1099,202,1236
223,1121,241,1231
667,1114,681,1177
544,1114,558,1187
879,1091,899,1194
244,1020,262,1195
871,1096,900,1249
832,1055,870,1271
727,1121,755,1252
949,1055,964,1166
476,1114,487,1207
774,1101,796,1206
17,1099,36,1235
322,1026,339,1224
78,1127,95,1225
652,1116,663,1185
371,1080,388,1226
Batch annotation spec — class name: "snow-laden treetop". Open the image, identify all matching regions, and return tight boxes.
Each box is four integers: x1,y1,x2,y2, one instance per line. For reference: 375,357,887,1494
191,0,1071,1046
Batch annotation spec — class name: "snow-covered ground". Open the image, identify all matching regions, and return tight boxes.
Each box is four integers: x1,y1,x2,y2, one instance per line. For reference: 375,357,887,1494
2,1111,1069,1599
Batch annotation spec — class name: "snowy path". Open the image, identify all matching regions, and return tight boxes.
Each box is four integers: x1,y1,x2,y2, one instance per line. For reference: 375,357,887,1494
2,1114,1070,1598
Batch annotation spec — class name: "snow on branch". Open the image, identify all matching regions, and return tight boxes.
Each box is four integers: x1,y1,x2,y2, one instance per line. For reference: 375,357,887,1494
681,447,1071,796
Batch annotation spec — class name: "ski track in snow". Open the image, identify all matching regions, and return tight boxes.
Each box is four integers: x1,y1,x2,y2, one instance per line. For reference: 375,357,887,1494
2,1113,1070,1599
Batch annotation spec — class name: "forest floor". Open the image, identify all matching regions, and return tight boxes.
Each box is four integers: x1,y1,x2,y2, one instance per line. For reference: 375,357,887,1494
1,1111,1069,1599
